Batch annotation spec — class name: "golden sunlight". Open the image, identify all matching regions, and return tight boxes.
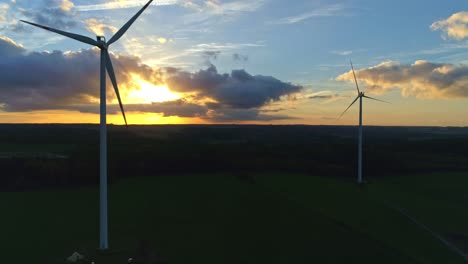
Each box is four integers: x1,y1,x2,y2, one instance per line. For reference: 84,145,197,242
127,75,180,104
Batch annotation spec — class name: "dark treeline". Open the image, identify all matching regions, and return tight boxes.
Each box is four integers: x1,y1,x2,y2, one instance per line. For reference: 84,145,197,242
1,124,468,191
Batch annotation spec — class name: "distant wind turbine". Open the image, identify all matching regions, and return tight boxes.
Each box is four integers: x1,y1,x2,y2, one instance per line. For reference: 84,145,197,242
21,0,154,250
338,60,389,184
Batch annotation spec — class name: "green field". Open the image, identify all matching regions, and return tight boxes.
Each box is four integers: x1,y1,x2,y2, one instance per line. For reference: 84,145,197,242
1,173,467,263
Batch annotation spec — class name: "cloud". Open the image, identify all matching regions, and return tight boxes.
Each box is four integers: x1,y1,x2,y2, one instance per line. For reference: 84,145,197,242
431,12,468,40
270,4,346,25
75,0,178,12
60,0,75,12
166,64,302,108
308,93,339,100
205,108,295,122
0,37,163,112
204,0,266,14
0,37,300,121
157,37,168,44
301,90,346,104
188,42,264,52
156,42,262,66
202,50,221,60
84,18,118,36
19,0,78,30
330,50,352,56
177,0,266,30
336,60,468,99
0,3,9,22
0,36,25,56
181,1,203,11
72,99,208,118
80,99,295,121
233,53,248,62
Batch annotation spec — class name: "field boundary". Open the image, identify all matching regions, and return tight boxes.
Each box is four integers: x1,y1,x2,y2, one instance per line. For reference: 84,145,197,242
385,201,468,261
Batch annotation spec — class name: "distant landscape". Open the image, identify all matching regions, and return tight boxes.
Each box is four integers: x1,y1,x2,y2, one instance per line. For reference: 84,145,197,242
1,124,468,190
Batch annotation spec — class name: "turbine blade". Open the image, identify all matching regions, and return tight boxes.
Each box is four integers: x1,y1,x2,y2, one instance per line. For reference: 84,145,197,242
363,95,391,104
350,60,361,93
337,96,360,120
104,51,128,126
107,0,153,45
20,20,98,47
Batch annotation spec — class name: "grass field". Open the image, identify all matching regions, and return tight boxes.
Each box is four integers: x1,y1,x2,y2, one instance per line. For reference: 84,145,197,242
1,173,467,263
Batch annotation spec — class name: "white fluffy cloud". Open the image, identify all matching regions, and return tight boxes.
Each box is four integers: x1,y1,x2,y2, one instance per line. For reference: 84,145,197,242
431,11,468,40
60,0,74,12
84,18,118,36
336,60,468,99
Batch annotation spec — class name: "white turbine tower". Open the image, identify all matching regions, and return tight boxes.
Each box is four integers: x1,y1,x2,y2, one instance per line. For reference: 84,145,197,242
21,0,154,250
338,60,389,184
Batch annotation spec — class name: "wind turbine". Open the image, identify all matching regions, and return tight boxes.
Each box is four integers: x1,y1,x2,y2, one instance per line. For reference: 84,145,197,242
338,60,389,184
21,0,154,250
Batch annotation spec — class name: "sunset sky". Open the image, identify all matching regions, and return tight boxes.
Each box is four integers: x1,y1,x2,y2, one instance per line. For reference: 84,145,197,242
0,0,467,126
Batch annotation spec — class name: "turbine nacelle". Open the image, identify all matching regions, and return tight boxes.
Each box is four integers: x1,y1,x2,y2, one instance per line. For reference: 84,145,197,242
96,36,108,49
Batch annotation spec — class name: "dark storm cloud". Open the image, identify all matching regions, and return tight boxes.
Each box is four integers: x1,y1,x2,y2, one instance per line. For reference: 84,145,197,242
166,65,302,109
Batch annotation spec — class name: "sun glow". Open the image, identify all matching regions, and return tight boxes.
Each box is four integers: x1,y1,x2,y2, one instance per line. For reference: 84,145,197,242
127,75,180,104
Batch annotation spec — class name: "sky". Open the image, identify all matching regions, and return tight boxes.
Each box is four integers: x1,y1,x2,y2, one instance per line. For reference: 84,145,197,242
0,0,467,126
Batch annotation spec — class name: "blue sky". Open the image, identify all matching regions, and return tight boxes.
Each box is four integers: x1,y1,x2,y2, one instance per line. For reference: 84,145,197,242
0,0,467,125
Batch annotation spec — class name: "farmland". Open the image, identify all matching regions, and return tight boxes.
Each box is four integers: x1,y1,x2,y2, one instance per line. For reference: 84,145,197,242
1,124,467,263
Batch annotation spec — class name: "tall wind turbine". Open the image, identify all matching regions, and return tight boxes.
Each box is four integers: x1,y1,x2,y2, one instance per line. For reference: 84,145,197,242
21,0,154,250
338,60,389,184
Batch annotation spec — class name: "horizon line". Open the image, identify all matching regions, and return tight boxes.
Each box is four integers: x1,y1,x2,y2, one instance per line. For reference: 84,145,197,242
0,123,466,128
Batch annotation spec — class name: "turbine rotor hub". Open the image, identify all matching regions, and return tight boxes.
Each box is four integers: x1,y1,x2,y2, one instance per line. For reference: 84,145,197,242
96,36,108,49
